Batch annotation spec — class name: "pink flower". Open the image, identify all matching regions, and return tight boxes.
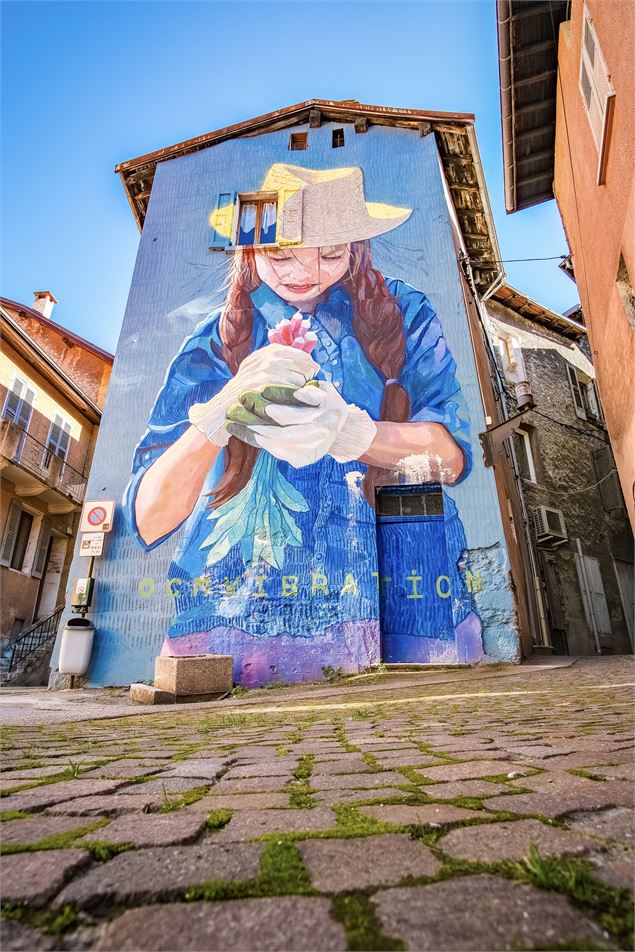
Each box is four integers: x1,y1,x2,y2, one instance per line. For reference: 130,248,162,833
268,313,317,354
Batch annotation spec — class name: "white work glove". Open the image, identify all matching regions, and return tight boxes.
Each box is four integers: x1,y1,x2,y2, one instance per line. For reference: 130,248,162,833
243,381,377,468
188,344,318,447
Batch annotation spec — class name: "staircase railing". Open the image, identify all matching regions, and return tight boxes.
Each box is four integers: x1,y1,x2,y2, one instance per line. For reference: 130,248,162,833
7,605,65,674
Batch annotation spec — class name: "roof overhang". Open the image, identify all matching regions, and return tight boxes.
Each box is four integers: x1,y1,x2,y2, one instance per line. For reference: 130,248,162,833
0,306,102,424
116,98,503,294
491,283,586,339
497,0,570,213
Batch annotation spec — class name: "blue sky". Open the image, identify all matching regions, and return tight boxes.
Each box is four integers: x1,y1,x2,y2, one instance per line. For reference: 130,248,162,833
1,0,578,353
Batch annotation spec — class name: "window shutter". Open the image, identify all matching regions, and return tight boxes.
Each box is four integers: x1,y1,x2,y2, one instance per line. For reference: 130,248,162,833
58,421,72,460
31,520,50,579
0,501,22,566
584,380,601,420
277,188,303,246
15,387,35,430
566,365,587,419
209,192,236,249
2,379,24,422
593,446,622,510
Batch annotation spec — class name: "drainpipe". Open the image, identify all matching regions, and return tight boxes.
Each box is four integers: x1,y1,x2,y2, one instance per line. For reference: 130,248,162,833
497,0,517,213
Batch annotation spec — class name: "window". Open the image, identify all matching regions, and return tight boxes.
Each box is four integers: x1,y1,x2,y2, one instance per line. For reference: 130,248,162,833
289,132,308,151
0,502,35,572
236,195,278,246
579,6,615,184
332,128,345,149
616,254,635,330
43,414,72,468
593,445,623,511
514,427,538,483
376,486,444,517
2,377,35,430
566,365,602,422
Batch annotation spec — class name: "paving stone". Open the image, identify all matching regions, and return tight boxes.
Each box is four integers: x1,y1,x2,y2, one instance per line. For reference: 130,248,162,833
188,792,291,810
439,818,594,862
299,834,440,891
592,762,635,782
47,792,163,815
1,849,90,904
0,779,127,812
502,744,577,759
311,758,370,774
372,874,608,950
372,754,450,769
566,806,634,843
0,920,56,950
589,847,635,889
485,790,634,817
0,765,74,781
421,780,512,799
57,841,263,909
213,808,337,841
311,771,405,790
118,776,210,795
210,776,289,794
358,803,484,826
314,786,408,806
95,897,346,951
411,760,533,782
82,812,206,847
0,814,99,845
222,761,297,779
81,762,163,779
509,771,634,803
161,759,225,780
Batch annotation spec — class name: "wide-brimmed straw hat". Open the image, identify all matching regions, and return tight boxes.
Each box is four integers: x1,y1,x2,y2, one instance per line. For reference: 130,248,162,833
210,163,412,248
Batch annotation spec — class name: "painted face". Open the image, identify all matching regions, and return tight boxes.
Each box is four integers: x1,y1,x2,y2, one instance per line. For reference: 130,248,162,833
254,245,351,306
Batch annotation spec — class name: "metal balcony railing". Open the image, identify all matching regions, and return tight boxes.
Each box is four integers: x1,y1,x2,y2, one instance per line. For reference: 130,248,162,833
0,419,87,504
6,604,64,674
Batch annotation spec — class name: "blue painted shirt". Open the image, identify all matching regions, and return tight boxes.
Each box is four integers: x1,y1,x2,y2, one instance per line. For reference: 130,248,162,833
123,278,475,639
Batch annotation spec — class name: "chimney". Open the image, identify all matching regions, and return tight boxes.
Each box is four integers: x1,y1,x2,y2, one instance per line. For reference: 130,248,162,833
32,291,58,320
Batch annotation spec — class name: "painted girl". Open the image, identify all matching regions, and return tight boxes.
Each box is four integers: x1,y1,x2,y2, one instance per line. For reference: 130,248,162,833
124,164,483,684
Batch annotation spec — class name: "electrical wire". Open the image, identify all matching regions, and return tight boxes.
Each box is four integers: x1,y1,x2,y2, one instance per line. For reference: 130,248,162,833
531,407,609,444
521,467,617,497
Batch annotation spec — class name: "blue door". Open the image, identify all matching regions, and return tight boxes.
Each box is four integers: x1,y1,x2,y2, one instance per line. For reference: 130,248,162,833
376,485,454,662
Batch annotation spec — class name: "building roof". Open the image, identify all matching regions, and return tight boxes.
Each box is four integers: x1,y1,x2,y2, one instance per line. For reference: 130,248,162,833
0,305,103,423
0,297,114,364
496,0,569,213
491,283,586,339
115,98,503,294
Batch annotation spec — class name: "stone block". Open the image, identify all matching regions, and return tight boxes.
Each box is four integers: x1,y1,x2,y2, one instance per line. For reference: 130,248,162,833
81,812,206,847
130,684,176,705
298,834,440,891
154,654,233,696
1,850,90,905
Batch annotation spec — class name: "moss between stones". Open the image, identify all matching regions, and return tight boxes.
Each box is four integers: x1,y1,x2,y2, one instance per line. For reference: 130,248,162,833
331,893,405,951
1,902,81,937
0,818,109,854
159,785,208,812
0,810,32,822
185,840,315,902
287,754,315,809
206,808,233,832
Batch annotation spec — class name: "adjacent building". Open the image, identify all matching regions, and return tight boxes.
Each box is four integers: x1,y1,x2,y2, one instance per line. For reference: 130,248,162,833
0,293,112,677
485,285,633,655
496,0,635,528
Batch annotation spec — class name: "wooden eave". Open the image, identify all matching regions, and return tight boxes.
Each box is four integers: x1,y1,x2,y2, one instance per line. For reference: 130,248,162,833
497,0,570,213
0,308,102,424
115,98,502,294
491,284,586,340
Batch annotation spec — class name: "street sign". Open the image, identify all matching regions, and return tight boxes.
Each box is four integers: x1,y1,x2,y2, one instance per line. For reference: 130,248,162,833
79,500,115,534
80,533,105,557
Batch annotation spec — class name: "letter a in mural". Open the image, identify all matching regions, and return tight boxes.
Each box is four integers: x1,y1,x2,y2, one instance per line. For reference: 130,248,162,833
123,163,486,684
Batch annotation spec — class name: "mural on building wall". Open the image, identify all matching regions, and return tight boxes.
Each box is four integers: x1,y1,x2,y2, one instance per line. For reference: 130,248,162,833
121,163,487,685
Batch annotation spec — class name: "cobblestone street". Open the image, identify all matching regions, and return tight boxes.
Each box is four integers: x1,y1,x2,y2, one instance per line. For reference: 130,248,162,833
1,657,633,951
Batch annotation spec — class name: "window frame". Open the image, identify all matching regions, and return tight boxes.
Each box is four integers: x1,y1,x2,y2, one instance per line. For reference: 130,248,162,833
43,413,72,470
579,5,616,185
289,132,308,152
235,192,279,248
514,426,538,484
0,500,40,574
332,128,345,149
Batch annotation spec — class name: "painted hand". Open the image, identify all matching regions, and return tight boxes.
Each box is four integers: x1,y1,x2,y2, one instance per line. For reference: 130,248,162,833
226,382,377,468
188,344,318,447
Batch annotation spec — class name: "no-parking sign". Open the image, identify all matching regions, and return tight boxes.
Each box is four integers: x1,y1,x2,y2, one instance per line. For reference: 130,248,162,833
79,500,115,534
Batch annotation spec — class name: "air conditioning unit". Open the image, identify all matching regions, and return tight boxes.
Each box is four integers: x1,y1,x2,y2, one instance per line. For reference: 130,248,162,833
533,506,568,546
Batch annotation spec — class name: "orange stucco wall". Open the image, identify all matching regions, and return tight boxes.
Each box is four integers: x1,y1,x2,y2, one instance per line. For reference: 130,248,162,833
554,0,635,528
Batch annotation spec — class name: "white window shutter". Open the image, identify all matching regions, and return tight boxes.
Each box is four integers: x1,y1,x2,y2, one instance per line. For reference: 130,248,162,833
31,520,50,579
3,379,24,422
277,188,303,246
566,365,587,419
0,501,22,566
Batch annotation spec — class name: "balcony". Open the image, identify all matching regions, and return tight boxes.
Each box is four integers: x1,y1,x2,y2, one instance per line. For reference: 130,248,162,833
0,420,87,508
